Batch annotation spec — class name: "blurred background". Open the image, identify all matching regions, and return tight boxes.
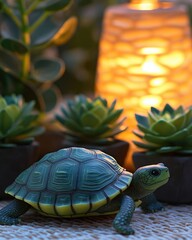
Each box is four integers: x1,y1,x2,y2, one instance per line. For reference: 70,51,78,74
57,0,192,96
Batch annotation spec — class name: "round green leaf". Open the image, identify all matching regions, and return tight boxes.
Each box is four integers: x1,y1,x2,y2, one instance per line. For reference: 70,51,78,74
38,0,71,11
0,71,45,112
1,16,19,39
1,38,28,54
31,58,65,83
31,17,77,49
52,17,78,46
0,49,21,77
41,86,62,112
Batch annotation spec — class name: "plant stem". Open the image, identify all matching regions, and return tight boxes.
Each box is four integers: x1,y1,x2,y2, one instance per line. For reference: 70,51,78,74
29,12,51,33
17,0,31,81
2,5,21,27
26,0,41,15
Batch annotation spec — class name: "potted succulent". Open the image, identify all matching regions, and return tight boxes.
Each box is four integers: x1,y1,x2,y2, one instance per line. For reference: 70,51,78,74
132,103,192,204
55,95,129,166
0,95,44,199
0,0,77,112
0,0,78,159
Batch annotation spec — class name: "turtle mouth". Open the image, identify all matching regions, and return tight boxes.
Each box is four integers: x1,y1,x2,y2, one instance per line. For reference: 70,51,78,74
156,175,170,186
146,175,170,190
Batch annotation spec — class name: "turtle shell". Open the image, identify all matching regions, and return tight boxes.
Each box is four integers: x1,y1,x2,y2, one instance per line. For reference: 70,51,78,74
6,147,132,217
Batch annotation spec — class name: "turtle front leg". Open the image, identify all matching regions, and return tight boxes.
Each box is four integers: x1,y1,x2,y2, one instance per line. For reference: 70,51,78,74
140,193,164,213
113,195,135,235
0,199,30,225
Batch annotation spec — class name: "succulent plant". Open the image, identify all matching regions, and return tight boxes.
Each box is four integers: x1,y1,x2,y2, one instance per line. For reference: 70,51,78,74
0,0,77,112
133,104,192,154
0,95,44,147
55,95,128,144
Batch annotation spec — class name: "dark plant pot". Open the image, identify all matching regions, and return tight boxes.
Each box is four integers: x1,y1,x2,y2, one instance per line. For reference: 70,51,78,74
0,141,39,200
62,139,129,167
36,131,129,167
36,130,66,159
133,152,192,204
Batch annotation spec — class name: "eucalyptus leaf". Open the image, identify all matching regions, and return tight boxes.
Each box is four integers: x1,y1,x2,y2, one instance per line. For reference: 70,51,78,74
0,49,21,76
31,58,65,83
41,86,62,112
38,0,71,12
1,16,20,39
51,17,78,46
1,38,28,54
31,17,77,49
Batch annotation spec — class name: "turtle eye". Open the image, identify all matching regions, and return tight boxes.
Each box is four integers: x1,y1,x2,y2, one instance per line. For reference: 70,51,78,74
150,169,161,176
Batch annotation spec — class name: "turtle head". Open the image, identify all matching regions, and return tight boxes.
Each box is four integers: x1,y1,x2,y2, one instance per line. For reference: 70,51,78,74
133,163,170,196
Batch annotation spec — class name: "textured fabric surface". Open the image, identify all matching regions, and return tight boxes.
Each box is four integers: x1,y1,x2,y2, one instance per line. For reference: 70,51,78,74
0,201,191,240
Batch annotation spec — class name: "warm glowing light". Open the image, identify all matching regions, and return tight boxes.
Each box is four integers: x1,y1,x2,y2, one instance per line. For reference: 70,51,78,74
140,47,165,55
96,2,192,170
141,56,168,75
140,95,162,108
150,78,166,87
130,0,159,10
159,51,185,68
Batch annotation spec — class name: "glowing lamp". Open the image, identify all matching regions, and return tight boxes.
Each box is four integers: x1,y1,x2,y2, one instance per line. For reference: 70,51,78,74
95,0,192,170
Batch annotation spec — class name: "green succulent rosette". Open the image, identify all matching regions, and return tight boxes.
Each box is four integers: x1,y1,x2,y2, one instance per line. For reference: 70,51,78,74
0,95,44,147
133,104,192,155
56,95,128,144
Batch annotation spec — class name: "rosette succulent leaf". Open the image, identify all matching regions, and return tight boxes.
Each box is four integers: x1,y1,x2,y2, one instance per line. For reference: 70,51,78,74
133,104,192,154
0,95,44,147
56,95,128,144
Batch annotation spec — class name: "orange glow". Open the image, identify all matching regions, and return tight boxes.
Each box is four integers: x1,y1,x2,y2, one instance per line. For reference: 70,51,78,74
150,77,166,87
140,47,165,55
96,2,192,171
141,56,168,75
140,95,162,108
130,0,159,10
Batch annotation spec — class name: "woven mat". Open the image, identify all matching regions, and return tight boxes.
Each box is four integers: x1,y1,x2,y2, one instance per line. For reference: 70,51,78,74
0,201,191,240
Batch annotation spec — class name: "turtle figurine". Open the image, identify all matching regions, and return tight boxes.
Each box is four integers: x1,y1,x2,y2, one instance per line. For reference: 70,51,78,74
0,147,170,235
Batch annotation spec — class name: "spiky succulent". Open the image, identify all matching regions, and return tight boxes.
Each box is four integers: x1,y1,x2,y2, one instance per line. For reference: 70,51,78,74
133,104,192,154
0,95,44,147
56,95,128,144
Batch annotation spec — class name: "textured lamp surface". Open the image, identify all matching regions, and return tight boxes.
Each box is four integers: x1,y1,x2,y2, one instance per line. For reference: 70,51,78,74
96,2,192,132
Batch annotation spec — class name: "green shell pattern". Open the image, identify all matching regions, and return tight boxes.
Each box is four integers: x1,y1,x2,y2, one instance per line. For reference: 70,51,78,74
5,147,132,217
